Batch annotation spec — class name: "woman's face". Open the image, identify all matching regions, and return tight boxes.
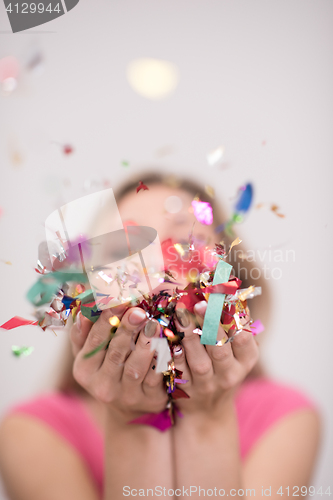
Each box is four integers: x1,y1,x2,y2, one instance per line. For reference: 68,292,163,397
85,183,220,305
117,183,217,246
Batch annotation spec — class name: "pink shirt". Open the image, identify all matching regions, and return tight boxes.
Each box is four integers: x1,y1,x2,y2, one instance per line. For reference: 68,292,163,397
5,377,316,498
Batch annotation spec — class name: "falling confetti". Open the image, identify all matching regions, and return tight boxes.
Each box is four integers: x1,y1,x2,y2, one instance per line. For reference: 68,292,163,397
0,56,19,94
271,204,285,218
191,200,213,225
12,346,34,357
136,180,149,193
215,183,253,236
204,185,215,198
63,144,73,155
256,202,285,218
206,145,225,166
51,141,74,155
25,49,44,74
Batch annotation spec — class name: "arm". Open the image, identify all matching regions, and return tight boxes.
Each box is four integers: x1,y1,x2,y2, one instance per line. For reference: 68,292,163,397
0,413,100,500
171,302,321,499
104,411,175,499
243,407,321,499
72,307,175,499
172,403,320,499
0,308,176,500
171,395,243,497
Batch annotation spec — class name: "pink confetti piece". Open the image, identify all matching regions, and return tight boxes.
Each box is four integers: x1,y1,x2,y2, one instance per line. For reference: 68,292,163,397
0,56,19,82
191,200,213,225
129,409,173,432
250,319,264,335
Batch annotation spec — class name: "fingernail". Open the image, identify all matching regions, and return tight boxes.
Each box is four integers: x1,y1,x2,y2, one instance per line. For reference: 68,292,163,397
175,308,191,328
194,301,207,316
128,308,147,325
76,311,82,332
174,345,183,357
144,319,157,338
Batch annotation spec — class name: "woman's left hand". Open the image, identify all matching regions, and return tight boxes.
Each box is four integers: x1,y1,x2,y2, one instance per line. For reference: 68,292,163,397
173,301,259,417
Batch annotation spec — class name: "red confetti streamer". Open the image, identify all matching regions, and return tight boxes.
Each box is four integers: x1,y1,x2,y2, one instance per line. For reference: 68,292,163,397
1,316,38,330
136,180,149,193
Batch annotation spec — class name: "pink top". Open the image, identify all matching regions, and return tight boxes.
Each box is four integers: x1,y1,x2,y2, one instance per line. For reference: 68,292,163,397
5,377,316,498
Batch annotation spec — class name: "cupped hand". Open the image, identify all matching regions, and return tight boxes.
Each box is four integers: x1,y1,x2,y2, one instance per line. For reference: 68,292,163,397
70,306,168,422
173,301,259,417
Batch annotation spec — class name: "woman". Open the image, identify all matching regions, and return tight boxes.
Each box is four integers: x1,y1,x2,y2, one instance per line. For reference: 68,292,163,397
0,172,321,500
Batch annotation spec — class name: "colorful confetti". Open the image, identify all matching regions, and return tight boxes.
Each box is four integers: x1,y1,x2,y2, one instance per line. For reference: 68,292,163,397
207,145,224,166
256,202,285,218
136,180,149,193
12,346,34,357
191,200,213,225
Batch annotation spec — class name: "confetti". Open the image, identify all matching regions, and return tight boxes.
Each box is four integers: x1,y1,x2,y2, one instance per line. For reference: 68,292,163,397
256,202,285,218
0,56,19,94
25,48,44,74
1,316,38,330
51,141,74,156
215,183,253,236
200,260,232,345
250,319,265,335
136,180,149,193
271,204,285,218
191,200,213,225
7,184,263,430
63,144,74,155
204,185,215,198
207,146,224,166
12,346,34,357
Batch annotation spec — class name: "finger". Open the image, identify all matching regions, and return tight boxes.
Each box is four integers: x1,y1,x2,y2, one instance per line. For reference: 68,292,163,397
97,307,148,382
172,343,192,388
142,342,166,401
194,301,237,379
226,314,259,370
174,305,213,385
70,311,93,357
122,319,161,390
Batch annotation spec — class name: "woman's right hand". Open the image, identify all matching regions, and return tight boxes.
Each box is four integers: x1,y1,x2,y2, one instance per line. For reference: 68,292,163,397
70,306,168,423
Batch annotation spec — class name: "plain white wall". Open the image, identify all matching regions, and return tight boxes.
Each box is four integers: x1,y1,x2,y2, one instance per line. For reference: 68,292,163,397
0,1,332,499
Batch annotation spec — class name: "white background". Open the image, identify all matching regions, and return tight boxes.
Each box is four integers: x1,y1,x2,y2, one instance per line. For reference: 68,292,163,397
0,1,332,499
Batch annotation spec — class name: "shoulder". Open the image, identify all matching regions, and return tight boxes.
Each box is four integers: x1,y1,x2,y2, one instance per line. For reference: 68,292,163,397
235,377,321,459
235,377,322,491
235,376,319,423
0,392,100,500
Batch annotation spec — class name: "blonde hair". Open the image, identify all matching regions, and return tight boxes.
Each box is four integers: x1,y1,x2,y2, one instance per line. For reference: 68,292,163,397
56,171,269,393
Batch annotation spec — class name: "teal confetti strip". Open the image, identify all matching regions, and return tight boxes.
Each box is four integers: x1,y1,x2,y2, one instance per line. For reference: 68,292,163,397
200,260,232,345
12,345,34,357
26,270,88,307
75,289,95,304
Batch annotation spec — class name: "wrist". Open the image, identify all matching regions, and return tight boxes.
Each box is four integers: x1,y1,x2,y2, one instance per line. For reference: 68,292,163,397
175,392,236,432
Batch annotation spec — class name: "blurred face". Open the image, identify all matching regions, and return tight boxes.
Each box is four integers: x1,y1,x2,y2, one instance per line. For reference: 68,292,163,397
116,183,218,288
117,183,216,246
